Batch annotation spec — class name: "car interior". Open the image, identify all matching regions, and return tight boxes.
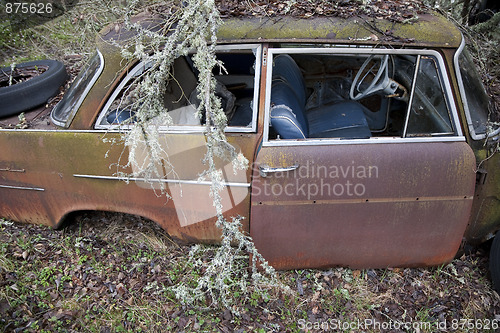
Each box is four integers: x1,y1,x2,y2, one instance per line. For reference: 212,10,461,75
267,50,456,140
98,47,456,140
99,49,258,129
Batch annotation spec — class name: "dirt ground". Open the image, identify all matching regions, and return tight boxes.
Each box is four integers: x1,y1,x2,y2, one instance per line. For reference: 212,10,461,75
1,213,500,332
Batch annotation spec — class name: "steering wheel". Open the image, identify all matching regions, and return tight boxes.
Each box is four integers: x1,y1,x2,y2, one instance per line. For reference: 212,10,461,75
350,54,393,100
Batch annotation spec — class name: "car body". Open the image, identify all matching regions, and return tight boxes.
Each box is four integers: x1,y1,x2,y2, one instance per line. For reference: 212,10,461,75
1,12,499,272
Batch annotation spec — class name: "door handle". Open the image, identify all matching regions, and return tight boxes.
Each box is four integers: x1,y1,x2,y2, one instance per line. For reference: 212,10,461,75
259,164,299,177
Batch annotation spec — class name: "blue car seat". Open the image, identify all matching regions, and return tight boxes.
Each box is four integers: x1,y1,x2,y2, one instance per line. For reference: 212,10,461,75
270,54,372,139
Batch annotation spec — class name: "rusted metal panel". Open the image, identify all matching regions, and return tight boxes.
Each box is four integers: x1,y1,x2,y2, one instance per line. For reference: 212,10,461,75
250,141,476,269
70,43,129,130
465,152,500,243
0,130,259,242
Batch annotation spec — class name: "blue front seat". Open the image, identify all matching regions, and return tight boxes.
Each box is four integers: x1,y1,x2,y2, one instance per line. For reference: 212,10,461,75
270,82,308,139
271,54,372,140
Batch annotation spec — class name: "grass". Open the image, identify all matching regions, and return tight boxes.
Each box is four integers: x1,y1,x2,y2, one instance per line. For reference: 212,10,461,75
1,214,499,332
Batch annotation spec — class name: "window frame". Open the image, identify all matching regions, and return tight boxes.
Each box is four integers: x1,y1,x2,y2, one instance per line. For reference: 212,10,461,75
403,54,457,137
263,47,464,147
51,50,104,128
94,44,262,133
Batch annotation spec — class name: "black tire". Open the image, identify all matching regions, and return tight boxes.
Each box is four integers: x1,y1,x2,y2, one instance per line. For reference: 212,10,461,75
0,60,67,118
489,232,500,291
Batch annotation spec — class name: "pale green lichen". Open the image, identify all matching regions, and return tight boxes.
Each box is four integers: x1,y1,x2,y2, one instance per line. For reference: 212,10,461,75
111,0,286,313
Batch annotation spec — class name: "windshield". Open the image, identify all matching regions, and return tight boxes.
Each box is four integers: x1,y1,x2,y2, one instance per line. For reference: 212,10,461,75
51,50,104,127
455,44,497,140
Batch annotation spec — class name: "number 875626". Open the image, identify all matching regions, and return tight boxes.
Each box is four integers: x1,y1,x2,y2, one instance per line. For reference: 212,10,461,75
5,2,53,14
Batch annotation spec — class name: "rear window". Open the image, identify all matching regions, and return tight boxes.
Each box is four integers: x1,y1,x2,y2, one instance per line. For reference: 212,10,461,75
51,50,104,127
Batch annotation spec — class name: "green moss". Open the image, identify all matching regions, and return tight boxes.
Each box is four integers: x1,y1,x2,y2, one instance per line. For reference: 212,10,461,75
391,13,461,45
217,14,461,47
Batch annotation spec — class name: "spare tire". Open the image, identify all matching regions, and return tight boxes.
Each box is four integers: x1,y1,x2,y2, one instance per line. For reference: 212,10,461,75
0,60,67,118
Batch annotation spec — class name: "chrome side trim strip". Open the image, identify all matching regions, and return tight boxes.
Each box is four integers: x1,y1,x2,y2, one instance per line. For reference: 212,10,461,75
73,174,251,188
0,168,25,173
262,135,465,147
252,195,473,206
0,184,45,191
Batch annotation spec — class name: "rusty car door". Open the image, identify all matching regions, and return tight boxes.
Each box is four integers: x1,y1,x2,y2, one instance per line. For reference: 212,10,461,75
250,47,477,269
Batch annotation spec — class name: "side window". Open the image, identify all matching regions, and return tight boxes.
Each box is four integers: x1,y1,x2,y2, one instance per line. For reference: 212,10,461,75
266,49,457,142
405,56,454,136
95,45,260,131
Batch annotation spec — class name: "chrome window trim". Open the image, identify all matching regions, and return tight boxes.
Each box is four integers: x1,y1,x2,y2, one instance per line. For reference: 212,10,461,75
402,55,457,137
262,136,465,147
94,59,146,128
263,47,464,146
95,44,262,133
0,128,465,145
454,37,499,141
51,49,105,128
403,55,421,138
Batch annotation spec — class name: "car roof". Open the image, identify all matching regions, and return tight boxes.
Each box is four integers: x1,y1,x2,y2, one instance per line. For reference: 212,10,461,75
99,11,461,51
217,14,461,48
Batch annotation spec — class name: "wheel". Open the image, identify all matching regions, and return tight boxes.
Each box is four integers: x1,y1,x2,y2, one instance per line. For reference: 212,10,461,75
0,59,67,118
489,232,500,291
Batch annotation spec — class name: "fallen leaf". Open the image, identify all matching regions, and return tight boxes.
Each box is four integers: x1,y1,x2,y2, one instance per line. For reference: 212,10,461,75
116,282,126,296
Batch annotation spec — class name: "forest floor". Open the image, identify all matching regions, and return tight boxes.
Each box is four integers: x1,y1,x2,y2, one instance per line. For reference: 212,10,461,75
1,214,500,332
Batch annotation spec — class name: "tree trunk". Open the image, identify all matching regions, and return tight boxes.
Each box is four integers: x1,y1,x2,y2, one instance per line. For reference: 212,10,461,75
462,0,471,25
472,11,500,36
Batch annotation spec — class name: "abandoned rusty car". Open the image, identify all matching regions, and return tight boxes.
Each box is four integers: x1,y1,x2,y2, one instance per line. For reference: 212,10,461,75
2,13,500,288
